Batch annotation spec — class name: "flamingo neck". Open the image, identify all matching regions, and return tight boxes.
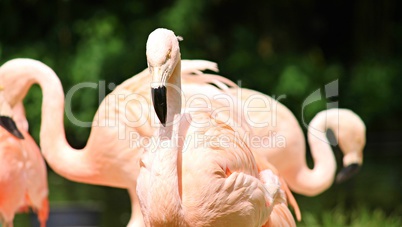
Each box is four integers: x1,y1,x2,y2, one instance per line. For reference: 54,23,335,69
0,59,95,181
147,115,185,226
294,112,338,196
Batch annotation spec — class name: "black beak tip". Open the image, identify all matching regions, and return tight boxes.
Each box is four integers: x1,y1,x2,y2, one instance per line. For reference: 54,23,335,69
151,86,167,127
0,116,24,139
336,163,361,183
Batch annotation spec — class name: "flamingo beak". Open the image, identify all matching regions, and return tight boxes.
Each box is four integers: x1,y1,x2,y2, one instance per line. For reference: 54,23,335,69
151,86,167,127
0,116,24,139
335,163,361,183
151,67,167,127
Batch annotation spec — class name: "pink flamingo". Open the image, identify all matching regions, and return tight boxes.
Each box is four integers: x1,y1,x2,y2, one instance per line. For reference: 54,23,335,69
0,94,48,227
225,87,366,196
137,28,296,227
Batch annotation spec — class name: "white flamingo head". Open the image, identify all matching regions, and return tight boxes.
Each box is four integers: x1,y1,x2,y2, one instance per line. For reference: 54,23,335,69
146,28,182,126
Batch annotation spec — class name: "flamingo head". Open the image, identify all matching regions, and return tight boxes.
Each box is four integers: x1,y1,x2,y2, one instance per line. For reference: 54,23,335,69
146,28,182,126
335,109,366,183
0,92,24,139
0,116,24,139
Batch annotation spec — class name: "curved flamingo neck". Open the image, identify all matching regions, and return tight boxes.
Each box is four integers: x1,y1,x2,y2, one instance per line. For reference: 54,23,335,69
0,59,95,181
292,111,338,196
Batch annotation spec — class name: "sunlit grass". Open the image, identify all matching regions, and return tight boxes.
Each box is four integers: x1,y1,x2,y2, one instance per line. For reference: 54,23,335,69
298,205,402,227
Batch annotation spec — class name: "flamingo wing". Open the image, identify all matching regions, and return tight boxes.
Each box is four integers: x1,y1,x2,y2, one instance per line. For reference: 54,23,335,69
179,112,294,226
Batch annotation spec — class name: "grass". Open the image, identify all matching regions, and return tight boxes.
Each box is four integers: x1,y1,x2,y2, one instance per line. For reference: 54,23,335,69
298,205,402,227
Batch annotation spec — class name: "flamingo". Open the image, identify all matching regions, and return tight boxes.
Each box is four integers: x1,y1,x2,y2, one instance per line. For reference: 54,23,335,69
136,28,295,227
0,59,258,226
224,87,366,196
0,93,49,227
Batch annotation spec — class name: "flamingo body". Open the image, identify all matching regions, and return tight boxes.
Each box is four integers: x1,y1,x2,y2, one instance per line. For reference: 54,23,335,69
138,112,292,227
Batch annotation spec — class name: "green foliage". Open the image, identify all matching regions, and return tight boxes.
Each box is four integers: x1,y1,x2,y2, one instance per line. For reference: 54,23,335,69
346,58,402,128
299,205,402,227
277,65,310,96
159,0,207,35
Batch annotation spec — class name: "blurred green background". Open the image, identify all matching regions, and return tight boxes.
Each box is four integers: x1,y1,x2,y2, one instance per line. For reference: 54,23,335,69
1,0,401,226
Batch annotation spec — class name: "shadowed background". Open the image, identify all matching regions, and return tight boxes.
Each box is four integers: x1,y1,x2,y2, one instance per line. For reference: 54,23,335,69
1,0,401,226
